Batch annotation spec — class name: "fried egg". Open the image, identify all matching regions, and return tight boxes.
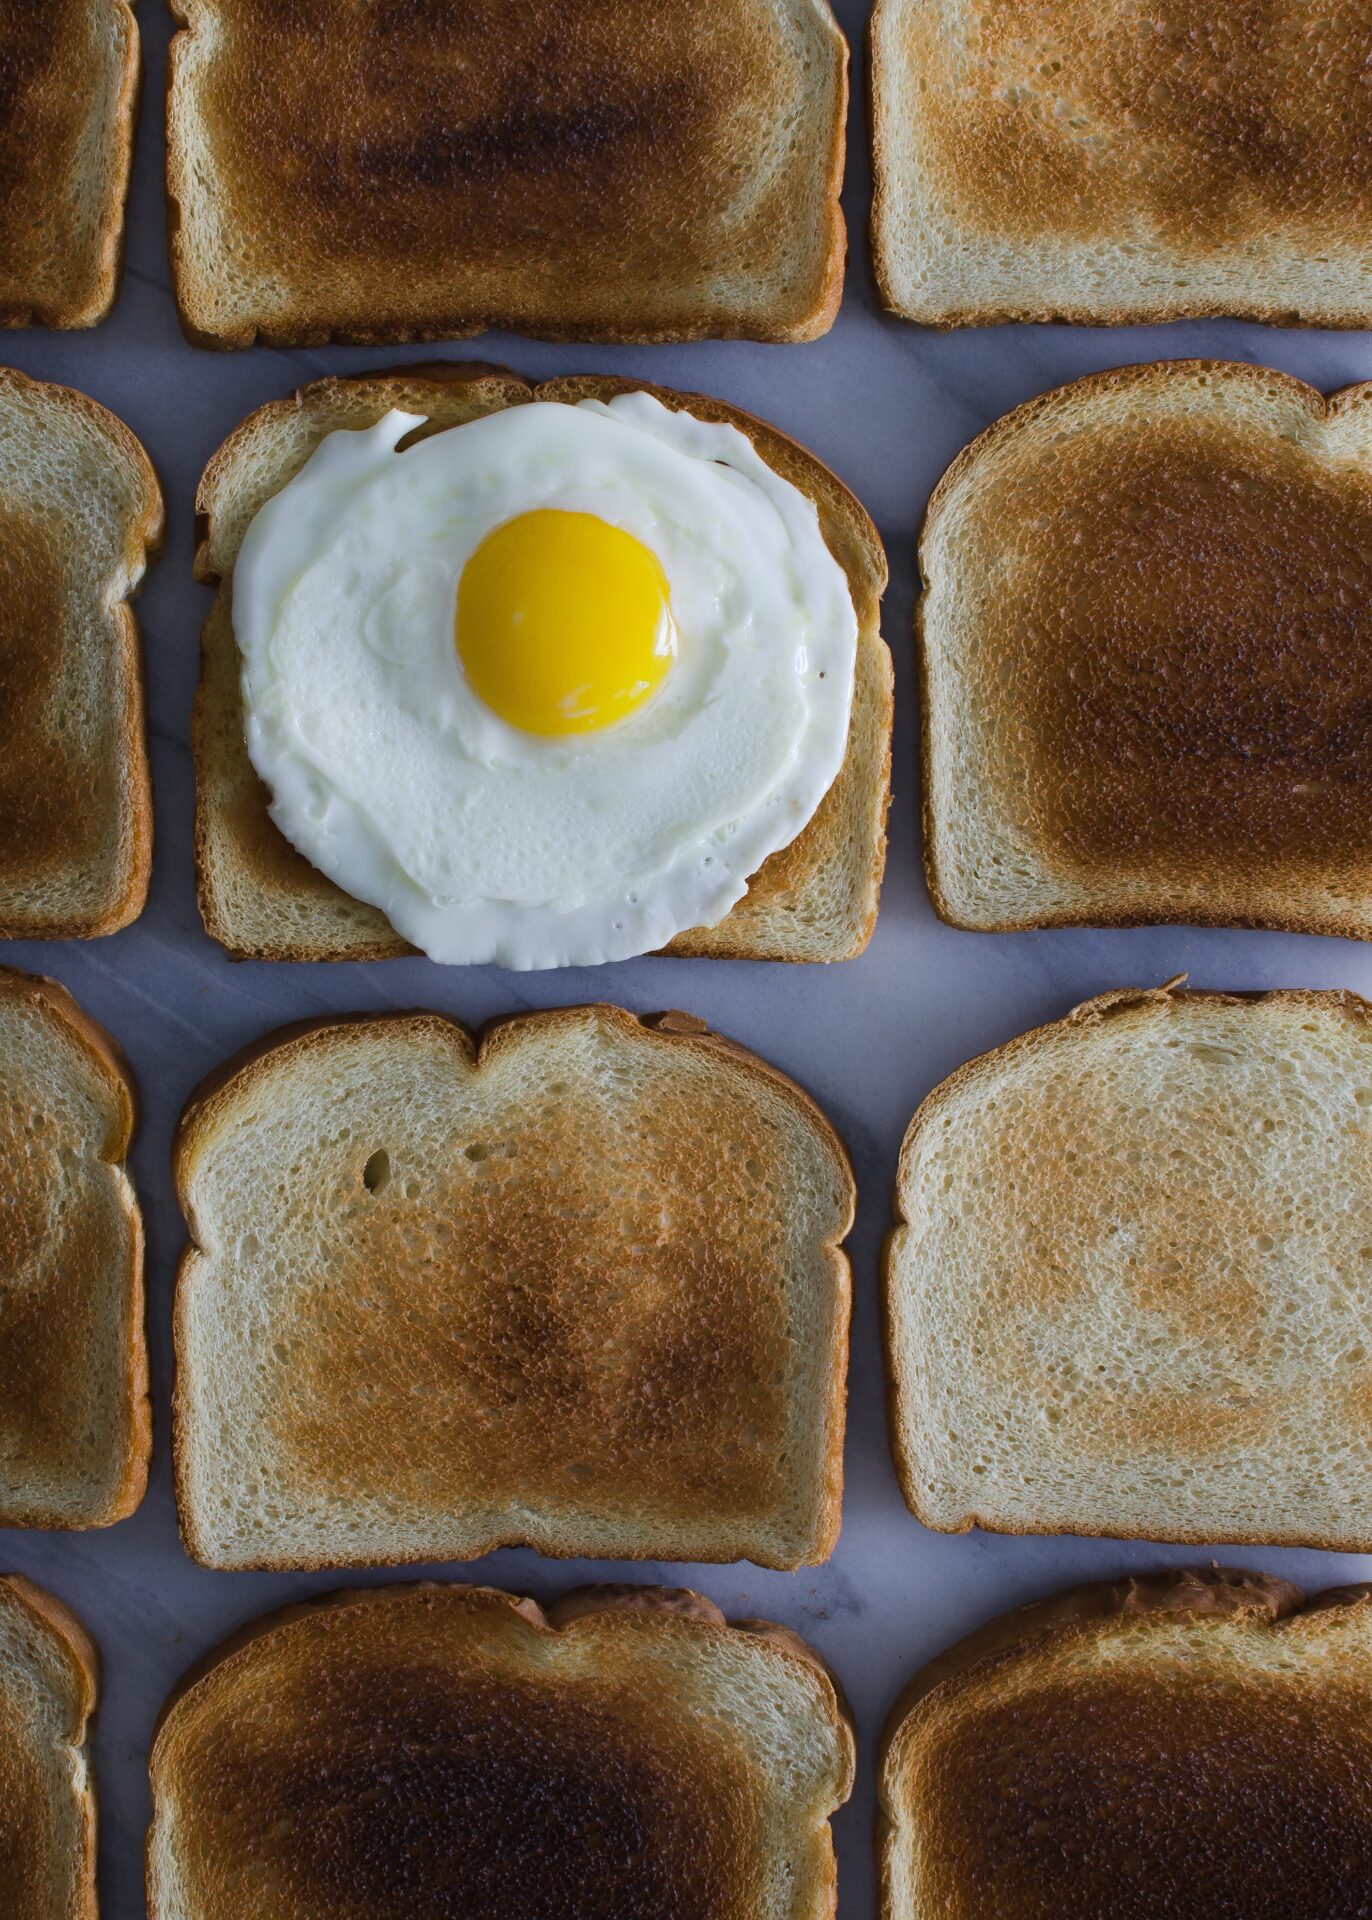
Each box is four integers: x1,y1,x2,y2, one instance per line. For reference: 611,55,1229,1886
232,391,858,968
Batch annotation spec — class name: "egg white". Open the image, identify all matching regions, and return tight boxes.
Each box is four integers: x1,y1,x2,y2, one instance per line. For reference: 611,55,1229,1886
233,391,858,968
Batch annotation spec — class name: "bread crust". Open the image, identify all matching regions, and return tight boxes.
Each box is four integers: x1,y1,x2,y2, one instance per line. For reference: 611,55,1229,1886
148,1579,854,1920
171,1003,853,1571
0,965,150,1527
0,368,162,940
165,0,847,349
883,978,1372,1551
0,1573,99,1920
0,0,140,330
878,1569,1372,1920
919,359,1372,939
191,363,891,964
870,0,1372,329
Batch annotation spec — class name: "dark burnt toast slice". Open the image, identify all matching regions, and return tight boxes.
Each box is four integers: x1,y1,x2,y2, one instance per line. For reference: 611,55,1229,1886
0,966,149,1528
147,1583,855,1920
880,1569,1372,1920
167,0,848,347
192,364,891,964
921,361,1372,937
0,1575,99,1920
0,0,140,329
172,1006,853,1571
0,369,162,939
872,0,1372,328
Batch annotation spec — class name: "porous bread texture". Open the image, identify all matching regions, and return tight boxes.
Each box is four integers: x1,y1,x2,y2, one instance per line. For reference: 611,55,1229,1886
147,1582,855,1920
871,0,1372,327
192,365,891,964
920,360,1372,938
0,1,139,329
173,1005,853,1571
885,982,1372,1550
0,368,162,938
0,1575,98,1920
166,0,847,348
0,966,149,1527
880,1570,1372,1920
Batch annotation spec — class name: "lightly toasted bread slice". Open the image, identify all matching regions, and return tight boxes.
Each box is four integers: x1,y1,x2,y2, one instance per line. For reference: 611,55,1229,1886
885,980,1372,1552
0,1,140,329
920,360,1372,938
0,369,161,939
0,1575,99,1920
173,1004,853,1571
871,0,1372,328
148,1582,854,1920
0,966,149,1528
166,0,847,348
880,1567,1372,1920
193,363,891,964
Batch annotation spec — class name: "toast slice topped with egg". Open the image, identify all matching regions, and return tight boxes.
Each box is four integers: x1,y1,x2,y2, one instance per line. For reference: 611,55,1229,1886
0,966,149,1529
148,1583,855,1920
921,361,1372,938
0,1575,99,1920
193,364,891,965
167,0,848,347
172,1004,852,1571
885,981,1372,1551
872,0,1372,328
0,0,140,329
880,1569,1372,1920
0,370,161,939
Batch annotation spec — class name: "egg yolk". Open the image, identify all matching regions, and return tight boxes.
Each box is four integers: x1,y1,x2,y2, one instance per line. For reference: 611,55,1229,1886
456,509,676,736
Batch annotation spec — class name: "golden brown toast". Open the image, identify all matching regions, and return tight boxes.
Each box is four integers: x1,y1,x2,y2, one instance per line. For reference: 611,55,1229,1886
880,1568,1372,1920
872,0,1372,327
193,363,891,963
0,965,150,1528
920,360,1372,937
0,1,140,329
884,981,1372,1551
167,0,848,347
172,1004,853,1571
147,1582,855,1920
0,1575,98,1920
0,369,162,939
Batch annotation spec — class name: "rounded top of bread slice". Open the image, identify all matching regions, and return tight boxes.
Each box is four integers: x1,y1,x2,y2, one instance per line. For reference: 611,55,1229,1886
880,1567,1372,1920
148,1580,855,1920
0,1573,98,1920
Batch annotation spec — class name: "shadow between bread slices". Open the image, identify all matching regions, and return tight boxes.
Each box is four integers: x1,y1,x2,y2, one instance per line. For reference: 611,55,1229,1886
147,1581,855,1920
191,362,892,966
918,360,1372,939
884,979,1372,1553
878,1568,1372,1920
171,1004,853,1572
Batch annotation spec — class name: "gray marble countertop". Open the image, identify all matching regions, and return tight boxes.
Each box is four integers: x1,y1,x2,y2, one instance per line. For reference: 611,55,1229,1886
5,4,1372,1915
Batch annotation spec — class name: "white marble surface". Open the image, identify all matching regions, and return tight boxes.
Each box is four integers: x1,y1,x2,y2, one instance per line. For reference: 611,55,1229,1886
5,3,1372,1914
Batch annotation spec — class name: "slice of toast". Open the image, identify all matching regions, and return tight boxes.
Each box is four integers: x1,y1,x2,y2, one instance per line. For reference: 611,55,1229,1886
0,1575,98,1920
920,361,1372,937
880,1568,1372,1920
148,1582,855,1920
0,2,140,329
871,0,1372,328
0,369,162,939
173,1005,853,1571
885,981,1372,1551
0,966,149,1527
166,0,848,347
193,364,891,963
